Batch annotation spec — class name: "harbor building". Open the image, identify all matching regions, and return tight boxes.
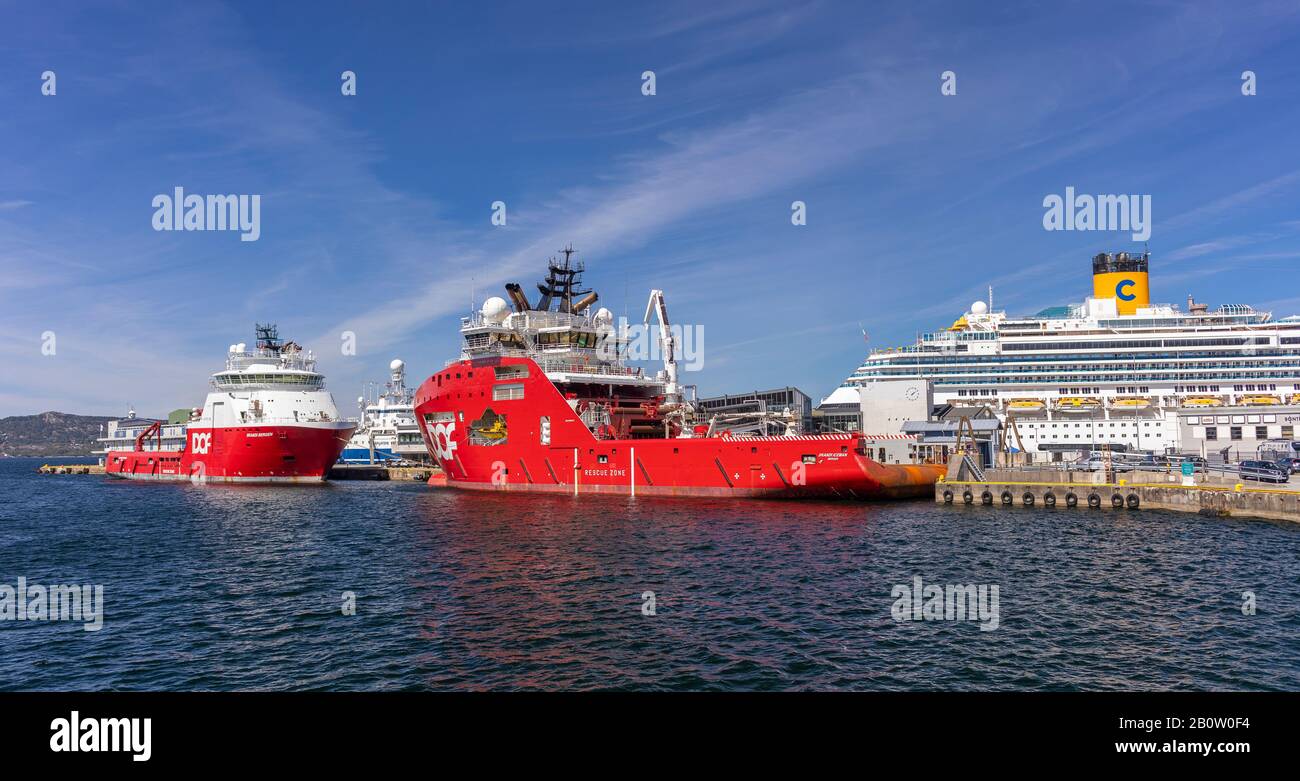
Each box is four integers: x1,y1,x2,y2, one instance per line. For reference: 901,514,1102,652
812,385,863,432
95,407,188,464
1177,404,1300,461
831,251,1300,459
698,386,813,434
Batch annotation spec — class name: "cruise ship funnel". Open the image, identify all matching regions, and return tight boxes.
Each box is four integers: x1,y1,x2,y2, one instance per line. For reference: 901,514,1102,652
1092,251,1150,315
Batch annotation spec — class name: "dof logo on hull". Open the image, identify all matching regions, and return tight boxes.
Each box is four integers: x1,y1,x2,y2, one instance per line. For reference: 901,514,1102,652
429,422,458,462
191,432,212,454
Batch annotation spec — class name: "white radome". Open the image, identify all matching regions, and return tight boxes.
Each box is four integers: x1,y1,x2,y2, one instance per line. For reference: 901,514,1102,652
235,342,247,352
593,307,614,325
390,358,405,371
229,344,238,353
481,296,510,323
970,301,988,315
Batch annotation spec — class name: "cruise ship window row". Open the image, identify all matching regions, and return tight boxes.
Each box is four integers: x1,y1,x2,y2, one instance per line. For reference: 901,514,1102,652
864,351,1300,368
1002,337,1273,351
870,374,1300,385
870,370,1300,381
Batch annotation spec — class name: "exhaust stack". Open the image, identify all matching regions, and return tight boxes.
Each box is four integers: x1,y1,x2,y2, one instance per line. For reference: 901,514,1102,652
505,283,532,312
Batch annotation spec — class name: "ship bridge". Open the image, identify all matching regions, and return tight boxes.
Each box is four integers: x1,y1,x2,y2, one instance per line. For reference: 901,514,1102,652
459,249,664,392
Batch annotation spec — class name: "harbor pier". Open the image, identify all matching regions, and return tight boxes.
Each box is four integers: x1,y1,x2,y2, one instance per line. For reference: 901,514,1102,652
937,459,1300,523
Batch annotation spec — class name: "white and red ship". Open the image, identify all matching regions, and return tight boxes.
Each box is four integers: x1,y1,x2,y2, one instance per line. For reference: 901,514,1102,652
413,250,944,498
105,325,354,483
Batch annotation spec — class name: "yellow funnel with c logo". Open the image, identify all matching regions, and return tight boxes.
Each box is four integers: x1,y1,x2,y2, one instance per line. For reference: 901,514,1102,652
1092,252,1150,315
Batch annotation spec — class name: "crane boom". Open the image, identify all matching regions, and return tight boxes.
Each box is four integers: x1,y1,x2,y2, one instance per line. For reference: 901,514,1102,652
643,289,679,401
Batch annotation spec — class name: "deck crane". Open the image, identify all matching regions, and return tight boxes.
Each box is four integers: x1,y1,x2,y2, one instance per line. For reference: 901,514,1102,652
643,289,680,404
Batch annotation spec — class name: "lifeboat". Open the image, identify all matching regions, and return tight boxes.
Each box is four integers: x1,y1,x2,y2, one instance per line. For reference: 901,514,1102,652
1112,397,1150,409
1291,393,1300,405
1182,397,1223,408
1242,394,1281,406
1007,398,1046,410
1056,397,1101,412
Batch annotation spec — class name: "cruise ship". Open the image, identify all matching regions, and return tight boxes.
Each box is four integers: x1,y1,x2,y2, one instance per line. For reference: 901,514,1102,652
838,251,1300,455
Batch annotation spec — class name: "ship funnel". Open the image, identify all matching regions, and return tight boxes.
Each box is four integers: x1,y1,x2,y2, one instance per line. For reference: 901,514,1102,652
1091,251,1150,315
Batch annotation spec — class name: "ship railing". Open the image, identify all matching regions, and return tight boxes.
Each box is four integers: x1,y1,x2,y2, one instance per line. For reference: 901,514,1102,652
224,351,318,372
536,358,643,378
459,345,642,377
210,378,327,391
461,310,597,330
518,310,596,329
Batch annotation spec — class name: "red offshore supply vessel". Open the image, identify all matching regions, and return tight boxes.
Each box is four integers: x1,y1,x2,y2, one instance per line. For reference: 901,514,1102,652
104,325,355,483
412,249,944,499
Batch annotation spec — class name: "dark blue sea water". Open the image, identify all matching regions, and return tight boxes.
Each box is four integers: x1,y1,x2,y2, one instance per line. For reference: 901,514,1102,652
1,457,1297,691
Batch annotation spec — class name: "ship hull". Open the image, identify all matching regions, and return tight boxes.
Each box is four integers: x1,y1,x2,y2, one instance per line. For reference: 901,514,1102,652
412,356,943,500
105,422,353,483
338,446,399,463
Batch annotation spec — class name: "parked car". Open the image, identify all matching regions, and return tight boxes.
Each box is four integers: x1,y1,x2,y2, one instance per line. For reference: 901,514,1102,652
1075,457,1133,473
1166,455,1207,473
1273,456,1300,475
1132,454,1169,470
1238,460,1289,483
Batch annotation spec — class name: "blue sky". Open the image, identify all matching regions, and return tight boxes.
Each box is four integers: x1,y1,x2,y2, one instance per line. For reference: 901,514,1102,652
3,0,1300,417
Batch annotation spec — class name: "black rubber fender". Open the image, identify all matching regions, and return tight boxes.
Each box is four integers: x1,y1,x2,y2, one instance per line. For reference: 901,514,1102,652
962,490,974,505
1022,491,1035,506
1126,493,1140,509
1065,492,1078,508
1000,490,1014,506
1111,493,1125,509
1087,493,1101,508
942,489,954,504
1043,492,1056,507
981,490,994,506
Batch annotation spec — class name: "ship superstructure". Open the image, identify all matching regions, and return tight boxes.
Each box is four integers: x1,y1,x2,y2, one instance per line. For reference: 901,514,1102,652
104,325,354,482
340,359,427,463
842,252,1300,454
413,249,943,498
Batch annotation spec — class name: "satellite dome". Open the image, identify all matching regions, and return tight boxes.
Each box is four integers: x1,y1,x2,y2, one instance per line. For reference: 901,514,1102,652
228,344,238,353
481,296,510,323
235,342,247,352
389,358,405,372
593,307,614,325
970,301,988,315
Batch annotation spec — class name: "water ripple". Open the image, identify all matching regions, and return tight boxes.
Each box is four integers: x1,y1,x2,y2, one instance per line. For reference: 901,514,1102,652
1,458,1297,690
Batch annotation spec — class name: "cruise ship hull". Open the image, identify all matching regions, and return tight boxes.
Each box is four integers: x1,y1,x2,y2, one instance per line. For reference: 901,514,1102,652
413,356,943,499
105,423,353,483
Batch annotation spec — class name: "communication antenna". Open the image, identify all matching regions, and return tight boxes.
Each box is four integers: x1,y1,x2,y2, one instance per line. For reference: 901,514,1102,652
988,285,993,312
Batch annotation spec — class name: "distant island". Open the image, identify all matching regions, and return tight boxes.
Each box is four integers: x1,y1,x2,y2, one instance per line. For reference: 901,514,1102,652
0,411,115,457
